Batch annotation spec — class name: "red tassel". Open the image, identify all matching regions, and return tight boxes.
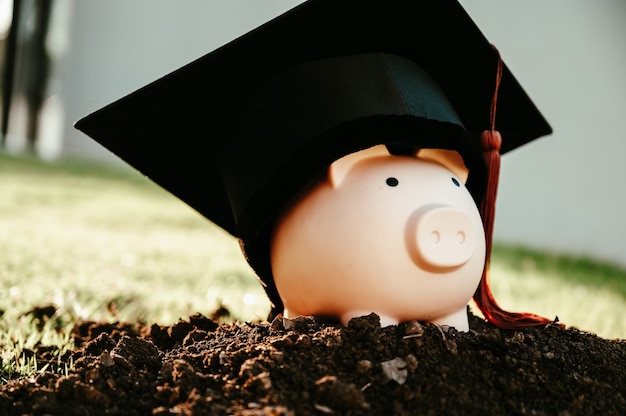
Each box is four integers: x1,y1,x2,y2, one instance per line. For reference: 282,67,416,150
473,131,555,329
471,46,558,329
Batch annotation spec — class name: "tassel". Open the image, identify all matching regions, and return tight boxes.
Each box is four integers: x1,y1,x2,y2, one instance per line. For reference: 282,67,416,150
472,46,557,329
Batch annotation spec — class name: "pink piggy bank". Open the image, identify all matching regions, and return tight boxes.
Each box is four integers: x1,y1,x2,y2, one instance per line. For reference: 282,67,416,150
271,145,486,332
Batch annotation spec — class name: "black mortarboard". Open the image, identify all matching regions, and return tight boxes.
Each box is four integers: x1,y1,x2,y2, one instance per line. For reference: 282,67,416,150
75,0,552,322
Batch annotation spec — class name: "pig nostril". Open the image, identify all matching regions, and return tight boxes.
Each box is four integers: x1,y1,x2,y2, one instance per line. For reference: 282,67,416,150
456,231,466,244
431,231,440,244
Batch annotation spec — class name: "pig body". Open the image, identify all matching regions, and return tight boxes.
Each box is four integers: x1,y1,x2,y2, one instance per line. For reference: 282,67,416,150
270,145,486,331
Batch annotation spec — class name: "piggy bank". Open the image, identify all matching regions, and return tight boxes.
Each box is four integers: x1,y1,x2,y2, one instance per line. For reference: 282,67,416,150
270,145,486,332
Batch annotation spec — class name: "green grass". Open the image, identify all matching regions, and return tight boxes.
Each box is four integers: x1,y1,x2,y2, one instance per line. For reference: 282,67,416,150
0,151,269,381
1,150,625,380
0,152,269,324
487,245,626,341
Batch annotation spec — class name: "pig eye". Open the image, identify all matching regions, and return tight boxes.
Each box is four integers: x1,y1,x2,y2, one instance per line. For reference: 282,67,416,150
386,177,399,187
451,177,460,187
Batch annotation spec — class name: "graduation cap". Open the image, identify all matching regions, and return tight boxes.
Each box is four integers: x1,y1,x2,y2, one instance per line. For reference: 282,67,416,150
75,0,555,329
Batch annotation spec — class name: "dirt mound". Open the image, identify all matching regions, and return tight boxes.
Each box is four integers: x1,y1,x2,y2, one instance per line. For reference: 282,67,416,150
1,311,625,415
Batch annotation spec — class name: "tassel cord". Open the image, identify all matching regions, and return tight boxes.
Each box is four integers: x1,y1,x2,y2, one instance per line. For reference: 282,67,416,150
472,46,559,329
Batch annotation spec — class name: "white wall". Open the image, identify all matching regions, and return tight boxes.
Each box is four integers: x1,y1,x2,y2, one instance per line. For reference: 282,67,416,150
459,0,626,266
56,1,626,266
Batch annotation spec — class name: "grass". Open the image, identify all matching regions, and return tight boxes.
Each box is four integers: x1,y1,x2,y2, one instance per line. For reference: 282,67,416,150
0,151,268,382
1,150,625,380
0,313,74,383
0,152,269,322
488,245,626,340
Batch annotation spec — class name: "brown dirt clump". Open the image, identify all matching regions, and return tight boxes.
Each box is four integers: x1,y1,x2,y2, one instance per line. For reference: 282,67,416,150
1,311,625,415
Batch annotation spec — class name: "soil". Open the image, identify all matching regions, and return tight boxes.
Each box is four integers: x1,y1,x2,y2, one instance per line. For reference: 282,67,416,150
1,310,625,415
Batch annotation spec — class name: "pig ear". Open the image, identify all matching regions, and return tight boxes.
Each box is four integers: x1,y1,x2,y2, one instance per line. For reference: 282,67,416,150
417,148,469,184
328,145,389,188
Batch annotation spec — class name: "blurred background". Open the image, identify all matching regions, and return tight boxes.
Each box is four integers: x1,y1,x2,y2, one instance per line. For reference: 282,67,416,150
1,1,625,337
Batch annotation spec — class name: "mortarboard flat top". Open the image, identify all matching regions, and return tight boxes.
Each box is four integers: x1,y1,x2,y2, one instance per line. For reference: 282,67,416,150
75,0,551,311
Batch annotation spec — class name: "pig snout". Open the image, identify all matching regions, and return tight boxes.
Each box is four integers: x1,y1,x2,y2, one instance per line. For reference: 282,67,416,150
406,204,477,271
